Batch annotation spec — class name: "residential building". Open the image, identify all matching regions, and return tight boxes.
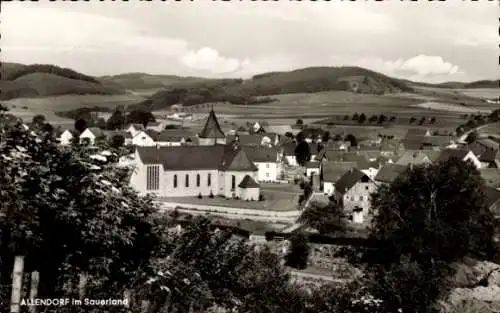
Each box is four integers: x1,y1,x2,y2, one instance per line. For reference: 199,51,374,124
396,150,440,167
334,168,377,224
282,142,298,166
321,161,357,195
242,146,283,182
480,168,500,189
131,131,156,147
127,124,146,137
108,131,133,146
146,121,165,132
373,164,407,185
79,127,105,145
226,133,280,147
58,129,76,146
437,149,482,169
305,161,320,178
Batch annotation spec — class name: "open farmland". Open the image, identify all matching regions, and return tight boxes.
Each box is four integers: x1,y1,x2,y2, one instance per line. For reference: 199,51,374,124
455,88,499,99
3,93,147,126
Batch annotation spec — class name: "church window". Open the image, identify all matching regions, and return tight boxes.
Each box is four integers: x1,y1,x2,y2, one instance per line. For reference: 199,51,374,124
173,175,178,188
146,165,160,190
196,174,200,187
185,174,189,187
231,175,236,190
207,173,212,186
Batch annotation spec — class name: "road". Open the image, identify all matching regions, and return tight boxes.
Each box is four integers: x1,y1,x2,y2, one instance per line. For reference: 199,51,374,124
458,122,499,143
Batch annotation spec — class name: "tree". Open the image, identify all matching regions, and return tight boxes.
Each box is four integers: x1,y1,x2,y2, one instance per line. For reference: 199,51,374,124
284,132,294,140
75,118,88,133
106,109,126,130
368,115,378,123
418,117,426,125
352,113,360,121
127,109,155,127
285,232,310,270
343,115,349,120
389,116,396,123
110,134,125,148
345,134,357,147
465,131,478,144
321,131,330,143
377,114,387,125
299,201,347,235
430,117,437,124
296,119,303,125
366,158,498,312
358,113,367,124
409,117,416,124
294,141,311,166
96,118,106,130
333,134,343,141
32,114,46,127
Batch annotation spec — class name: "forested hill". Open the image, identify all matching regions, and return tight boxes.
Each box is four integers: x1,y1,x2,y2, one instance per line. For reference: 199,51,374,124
131,66,416,110
0,62,125,100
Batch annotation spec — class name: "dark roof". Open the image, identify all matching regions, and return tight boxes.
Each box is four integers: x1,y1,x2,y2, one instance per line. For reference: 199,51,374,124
281,142,297,156
437,149,471,163
335,168,371,195
374,164,407,184
308,142,322,154
238,175,260,188
342,153,371,169
477,138,500,150
199,110,225,139
402,135,452,150
227,133,278,146
242,146,278,163
137,145,256,171
84,127,105,137
147,122,161,127
396,150,440,166
220,147,258,172
108,130,132,139
478,149,500,163
322,162,357,183
129,124,145,131
154,129,195,142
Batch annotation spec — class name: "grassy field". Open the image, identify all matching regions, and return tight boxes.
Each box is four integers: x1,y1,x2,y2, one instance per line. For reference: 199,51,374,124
455,88,499,99
208,217,290,234
166,184,299,212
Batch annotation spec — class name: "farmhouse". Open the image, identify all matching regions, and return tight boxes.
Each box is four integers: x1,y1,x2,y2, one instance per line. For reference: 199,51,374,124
131,130,156,147
57,129,77,146
127,124,146,137
79,127,105,145
242,146,283,182
129,144,260,200
396,150,440,167
373,163,407,185
282,142,298,166
334,168,377,224
437,149,482,169
321,162,357,195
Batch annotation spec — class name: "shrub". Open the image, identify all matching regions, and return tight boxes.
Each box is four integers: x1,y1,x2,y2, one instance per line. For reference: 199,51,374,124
209,191,214,198
197,193,202,199
259,193,265,201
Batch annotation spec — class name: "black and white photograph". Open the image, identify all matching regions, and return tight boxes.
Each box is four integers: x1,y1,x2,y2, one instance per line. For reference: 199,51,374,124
0,1,499,312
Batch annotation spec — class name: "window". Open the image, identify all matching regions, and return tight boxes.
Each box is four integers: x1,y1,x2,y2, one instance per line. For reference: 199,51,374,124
207,173,211,186
196,174,200,187
231,175,236,190
185,174,189,187
266,163,270,168
266,172,269,177
173,175,178,188
359,196,363,201
146,165,160,190
365,186,369,190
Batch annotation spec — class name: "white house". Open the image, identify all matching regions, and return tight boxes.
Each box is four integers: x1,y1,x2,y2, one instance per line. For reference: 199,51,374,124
437,149,482,169
243,146,283,182
58,130,75,146
127,124,146,137
131,131,156,147
305,161,320,178
129,145,260,200
79,127,105,145
335,168,378,224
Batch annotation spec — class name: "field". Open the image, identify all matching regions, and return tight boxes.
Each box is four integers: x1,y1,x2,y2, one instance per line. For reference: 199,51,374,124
3,93,146,126
166,184,300,212
455,88,499,99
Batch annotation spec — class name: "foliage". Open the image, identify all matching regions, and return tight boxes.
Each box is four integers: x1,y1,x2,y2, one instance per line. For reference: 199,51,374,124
32,114,46,127
296,119,304,125
110,135,125,149
358,113,367,124
299,201,347,235
106,109,126,130
285,232,310,270
409,117,416,124
321,131,330,143
75,118,88,133
294,141,311,166
4,63,101,84
465,131,478,144
126,109,156,127
344,134,357,147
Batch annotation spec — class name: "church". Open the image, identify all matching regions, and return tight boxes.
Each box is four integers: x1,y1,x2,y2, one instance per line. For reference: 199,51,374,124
128,109,262,200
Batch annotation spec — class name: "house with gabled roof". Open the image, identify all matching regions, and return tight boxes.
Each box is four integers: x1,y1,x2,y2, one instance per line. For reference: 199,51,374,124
226,133,280,147
131,130,155,147
79,127,106,145
437,149,482,169
242,146,283,182
396,150,440,167
127,124,146,137
321,161,358,195
130,143,260,200
374,164,407,185
334,168,377,224
57,129,78,146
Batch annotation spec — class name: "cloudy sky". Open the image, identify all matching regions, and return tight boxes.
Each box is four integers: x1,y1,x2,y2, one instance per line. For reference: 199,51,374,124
2,1,498,83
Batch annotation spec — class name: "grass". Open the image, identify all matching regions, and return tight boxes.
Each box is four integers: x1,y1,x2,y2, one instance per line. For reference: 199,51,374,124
208,217,290,234
166,186,299,212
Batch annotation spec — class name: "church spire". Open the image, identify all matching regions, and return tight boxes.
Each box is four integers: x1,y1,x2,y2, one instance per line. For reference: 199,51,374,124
199,109,225,139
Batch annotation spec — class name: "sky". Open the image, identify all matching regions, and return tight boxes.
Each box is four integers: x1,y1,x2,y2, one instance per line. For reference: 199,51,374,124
2,0,498,83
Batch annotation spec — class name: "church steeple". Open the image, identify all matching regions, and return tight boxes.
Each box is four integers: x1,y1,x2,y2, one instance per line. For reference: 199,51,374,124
199,109,225,139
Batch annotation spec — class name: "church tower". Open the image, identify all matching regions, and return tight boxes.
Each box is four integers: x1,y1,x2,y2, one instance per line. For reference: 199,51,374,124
198,109,226,146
